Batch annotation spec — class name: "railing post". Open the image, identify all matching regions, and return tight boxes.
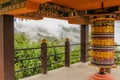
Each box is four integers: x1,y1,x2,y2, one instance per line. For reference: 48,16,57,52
80,25,89,62
41,39,47,74
65,38,70,67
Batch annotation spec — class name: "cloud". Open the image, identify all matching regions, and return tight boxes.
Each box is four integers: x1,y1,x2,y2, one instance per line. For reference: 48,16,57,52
14,18,80,43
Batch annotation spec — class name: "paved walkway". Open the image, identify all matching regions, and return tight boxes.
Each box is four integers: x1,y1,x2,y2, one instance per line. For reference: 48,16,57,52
21,62,120,80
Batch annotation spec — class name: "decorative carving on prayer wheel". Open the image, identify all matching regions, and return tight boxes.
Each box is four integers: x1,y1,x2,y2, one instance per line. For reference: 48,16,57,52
91,37,114,46
91,26,114,34
90,14,115,66
91,15,114,35
91,48,114,66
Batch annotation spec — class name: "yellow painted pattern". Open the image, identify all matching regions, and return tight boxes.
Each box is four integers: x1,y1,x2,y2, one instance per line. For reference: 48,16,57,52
91,50,114,58
91,26,114,33
91,38,114,46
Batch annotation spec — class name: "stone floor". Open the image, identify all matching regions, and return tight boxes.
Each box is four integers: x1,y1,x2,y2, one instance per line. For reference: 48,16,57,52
20,62,120,80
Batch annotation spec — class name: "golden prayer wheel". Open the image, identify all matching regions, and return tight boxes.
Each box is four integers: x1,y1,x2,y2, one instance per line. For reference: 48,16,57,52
90,14,115,66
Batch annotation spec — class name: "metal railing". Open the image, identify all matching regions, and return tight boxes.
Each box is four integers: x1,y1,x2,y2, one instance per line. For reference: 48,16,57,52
14,47,41,79
14,39,120,80
47,45,65,70
70,43,81,64
14,39,82,79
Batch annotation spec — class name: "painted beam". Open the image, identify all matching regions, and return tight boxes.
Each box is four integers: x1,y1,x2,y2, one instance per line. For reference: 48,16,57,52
62,16,90,25
0,1,27,15
0,0,10,4
15,2,81,19
0,0,52,15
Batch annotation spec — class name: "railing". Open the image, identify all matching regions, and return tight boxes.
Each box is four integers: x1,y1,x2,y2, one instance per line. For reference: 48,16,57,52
47,44,65,71
70,43,81,64
14,47,41,79
14,39,120,80
14,39,82,79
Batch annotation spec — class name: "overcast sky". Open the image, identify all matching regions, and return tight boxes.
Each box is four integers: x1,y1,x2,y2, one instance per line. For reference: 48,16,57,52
14,18,80,43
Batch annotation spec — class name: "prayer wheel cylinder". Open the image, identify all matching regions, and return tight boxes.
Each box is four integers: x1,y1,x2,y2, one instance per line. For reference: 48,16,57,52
90,14,115,66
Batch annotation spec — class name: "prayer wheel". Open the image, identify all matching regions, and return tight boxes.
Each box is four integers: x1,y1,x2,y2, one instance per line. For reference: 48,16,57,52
90,14,115,66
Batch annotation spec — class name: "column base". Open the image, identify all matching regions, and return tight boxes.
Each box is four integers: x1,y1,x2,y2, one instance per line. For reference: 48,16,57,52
89,73,115,80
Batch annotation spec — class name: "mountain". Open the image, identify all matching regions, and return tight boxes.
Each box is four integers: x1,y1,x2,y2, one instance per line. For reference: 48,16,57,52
14,18,80,44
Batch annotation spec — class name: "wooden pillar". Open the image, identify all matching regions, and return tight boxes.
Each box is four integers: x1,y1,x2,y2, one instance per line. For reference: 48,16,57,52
0,15,14,80
80,25,89,62
41,39,47,74
65,38,70,67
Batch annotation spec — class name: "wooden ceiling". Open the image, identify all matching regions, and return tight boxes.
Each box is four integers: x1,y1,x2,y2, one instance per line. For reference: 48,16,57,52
1,0,120,24
1,0,120,15
51,0,120,10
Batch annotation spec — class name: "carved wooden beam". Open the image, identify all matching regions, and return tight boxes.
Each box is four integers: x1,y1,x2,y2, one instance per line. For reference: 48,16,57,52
61,16,90,25
0,1,27,15
15,10,63,20
0,0,52,15
0,0,10,5
14,3,89,24
15,2,81,19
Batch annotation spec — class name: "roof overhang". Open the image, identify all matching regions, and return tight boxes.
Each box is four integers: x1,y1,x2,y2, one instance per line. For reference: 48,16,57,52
1,0,120,24
51,0,120,11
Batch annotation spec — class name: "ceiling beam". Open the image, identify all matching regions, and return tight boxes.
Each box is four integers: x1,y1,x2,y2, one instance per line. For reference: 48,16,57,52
61,16,90,25
0,0,10,5
0,0,53,15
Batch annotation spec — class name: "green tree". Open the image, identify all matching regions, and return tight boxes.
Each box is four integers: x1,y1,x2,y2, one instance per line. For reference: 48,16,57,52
14,33,81,79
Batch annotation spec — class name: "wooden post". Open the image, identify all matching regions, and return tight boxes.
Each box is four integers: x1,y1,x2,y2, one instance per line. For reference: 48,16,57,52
105,68,111,74
0,15,14,80
65,38,70,67
80,25,89,62
41,39,47,74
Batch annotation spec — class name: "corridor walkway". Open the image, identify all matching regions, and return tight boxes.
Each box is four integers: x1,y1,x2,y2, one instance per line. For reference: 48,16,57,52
21,62,120,80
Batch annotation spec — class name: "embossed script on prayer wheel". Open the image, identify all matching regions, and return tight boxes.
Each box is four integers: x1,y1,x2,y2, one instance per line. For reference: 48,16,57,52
90,14,115,66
